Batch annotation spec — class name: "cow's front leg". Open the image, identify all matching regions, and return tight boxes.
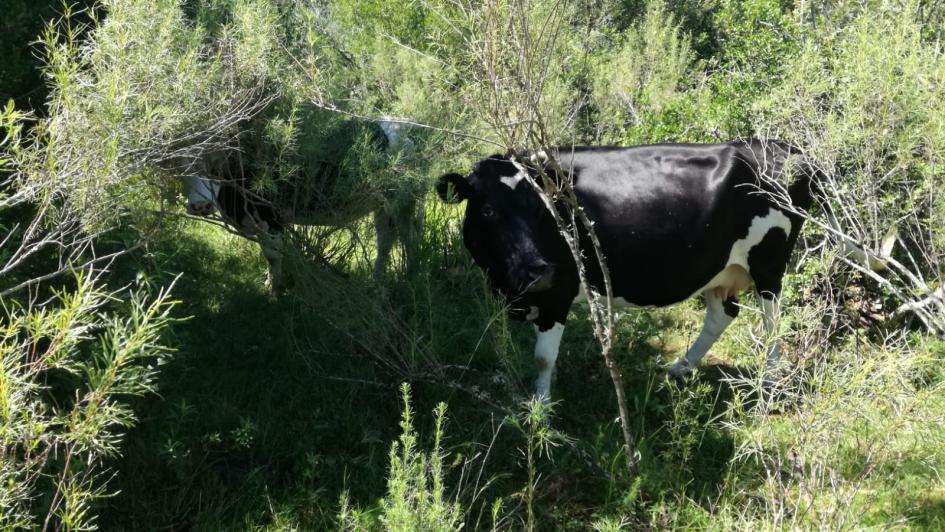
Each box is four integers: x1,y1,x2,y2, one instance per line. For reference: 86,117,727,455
669,290,739,378
533,322,565,401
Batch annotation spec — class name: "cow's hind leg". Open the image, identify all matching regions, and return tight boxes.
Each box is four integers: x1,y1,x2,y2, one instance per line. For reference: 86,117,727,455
747,227,792,382
757,290,782,378
373,209,396,280
669,290,739,378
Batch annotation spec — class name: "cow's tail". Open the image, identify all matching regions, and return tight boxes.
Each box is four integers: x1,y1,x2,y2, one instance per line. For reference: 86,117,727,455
780,142,819,212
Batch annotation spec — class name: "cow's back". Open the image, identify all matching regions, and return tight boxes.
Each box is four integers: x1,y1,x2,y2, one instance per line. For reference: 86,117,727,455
233,107,392,226
553,143,784,306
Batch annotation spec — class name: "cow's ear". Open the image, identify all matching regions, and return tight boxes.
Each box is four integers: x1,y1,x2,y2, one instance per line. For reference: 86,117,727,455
436,173,471,204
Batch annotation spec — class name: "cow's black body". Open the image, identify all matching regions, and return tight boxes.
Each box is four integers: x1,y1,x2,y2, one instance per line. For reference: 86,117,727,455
438,139,817,397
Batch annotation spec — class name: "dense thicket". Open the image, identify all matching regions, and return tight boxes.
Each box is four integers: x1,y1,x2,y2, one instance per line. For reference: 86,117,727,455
2,0,944,529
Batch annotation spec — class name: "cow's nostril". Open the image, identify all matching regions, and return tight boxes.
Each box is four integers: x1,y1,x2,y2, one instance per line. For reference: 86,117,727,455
527,264,553,279
522,264,555,292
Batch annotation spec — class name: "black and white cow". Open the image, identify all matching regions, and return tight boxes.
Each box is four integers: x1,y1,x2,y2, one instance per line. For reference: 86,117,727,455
437,139,817,399
181,119,420,292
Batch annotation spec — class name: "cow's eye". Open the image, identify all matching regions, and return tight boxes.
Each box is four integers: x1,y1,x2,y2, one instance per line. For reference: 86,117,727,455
481,205,496,218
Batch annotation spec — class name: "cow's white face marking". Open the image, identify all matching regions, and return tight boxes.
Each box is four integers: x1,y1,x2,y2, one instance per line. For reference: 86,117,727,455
182,175,220,216
533,323,565,400
377,119,415,154
529,150,548,164
500,169,528,190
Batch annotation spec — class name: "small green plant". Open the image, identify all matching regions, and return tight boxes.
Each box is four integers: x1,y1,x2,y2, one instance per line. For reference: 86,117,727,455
662,380,715,476
338,383,461,531
382,384,461,531
508,398,570,532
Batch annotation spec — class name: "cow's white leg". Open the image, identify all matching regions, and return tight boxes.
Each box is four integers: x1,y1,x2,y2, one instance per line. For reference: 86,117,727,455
669,290,737,378
534,323,565,401
758,292,781,374
258,231,285,295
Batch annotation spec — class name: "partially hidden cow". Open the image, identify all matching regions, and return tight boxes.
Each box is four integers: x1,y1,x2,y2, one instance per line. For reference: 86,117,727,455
437,140,817,399
181,119,420,293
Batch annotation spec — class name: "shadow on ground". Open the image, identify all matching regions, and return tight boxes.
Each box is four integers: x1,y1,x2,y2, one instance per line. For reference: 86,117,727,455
99,219,765,530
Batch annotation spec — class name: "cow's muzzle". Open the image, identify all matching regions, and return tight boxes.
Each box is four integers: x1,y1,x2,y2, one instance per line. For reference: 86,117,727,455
519,263,555,293
187,200,216,216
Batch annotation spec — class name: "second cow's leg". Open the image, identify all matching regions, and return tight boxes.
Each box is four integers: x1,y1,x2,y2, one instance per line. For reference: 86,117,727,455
373,209,395,280
400,197,424,277
669,290,739,378
258,230,285,296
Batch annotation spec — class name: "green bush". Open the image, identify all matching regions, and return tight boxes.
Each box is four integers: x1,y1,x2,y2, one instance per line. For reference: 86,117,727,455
0,273,178,529
756,0,945,321
19,0,430,239
591,0,697,142
0,0,98,112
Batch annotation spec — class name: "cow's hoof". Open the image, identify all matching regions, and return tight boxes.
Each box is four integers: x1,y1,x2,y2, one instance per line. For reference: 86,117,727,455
264,277,287,301
760,365,788,389
665,360,693,384
532,384,552,405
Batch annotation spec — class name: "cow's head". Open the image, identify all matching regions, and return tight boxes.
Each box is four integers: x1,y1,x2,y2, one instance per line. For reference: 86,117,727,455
181,174,220,216
437,155,564,297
